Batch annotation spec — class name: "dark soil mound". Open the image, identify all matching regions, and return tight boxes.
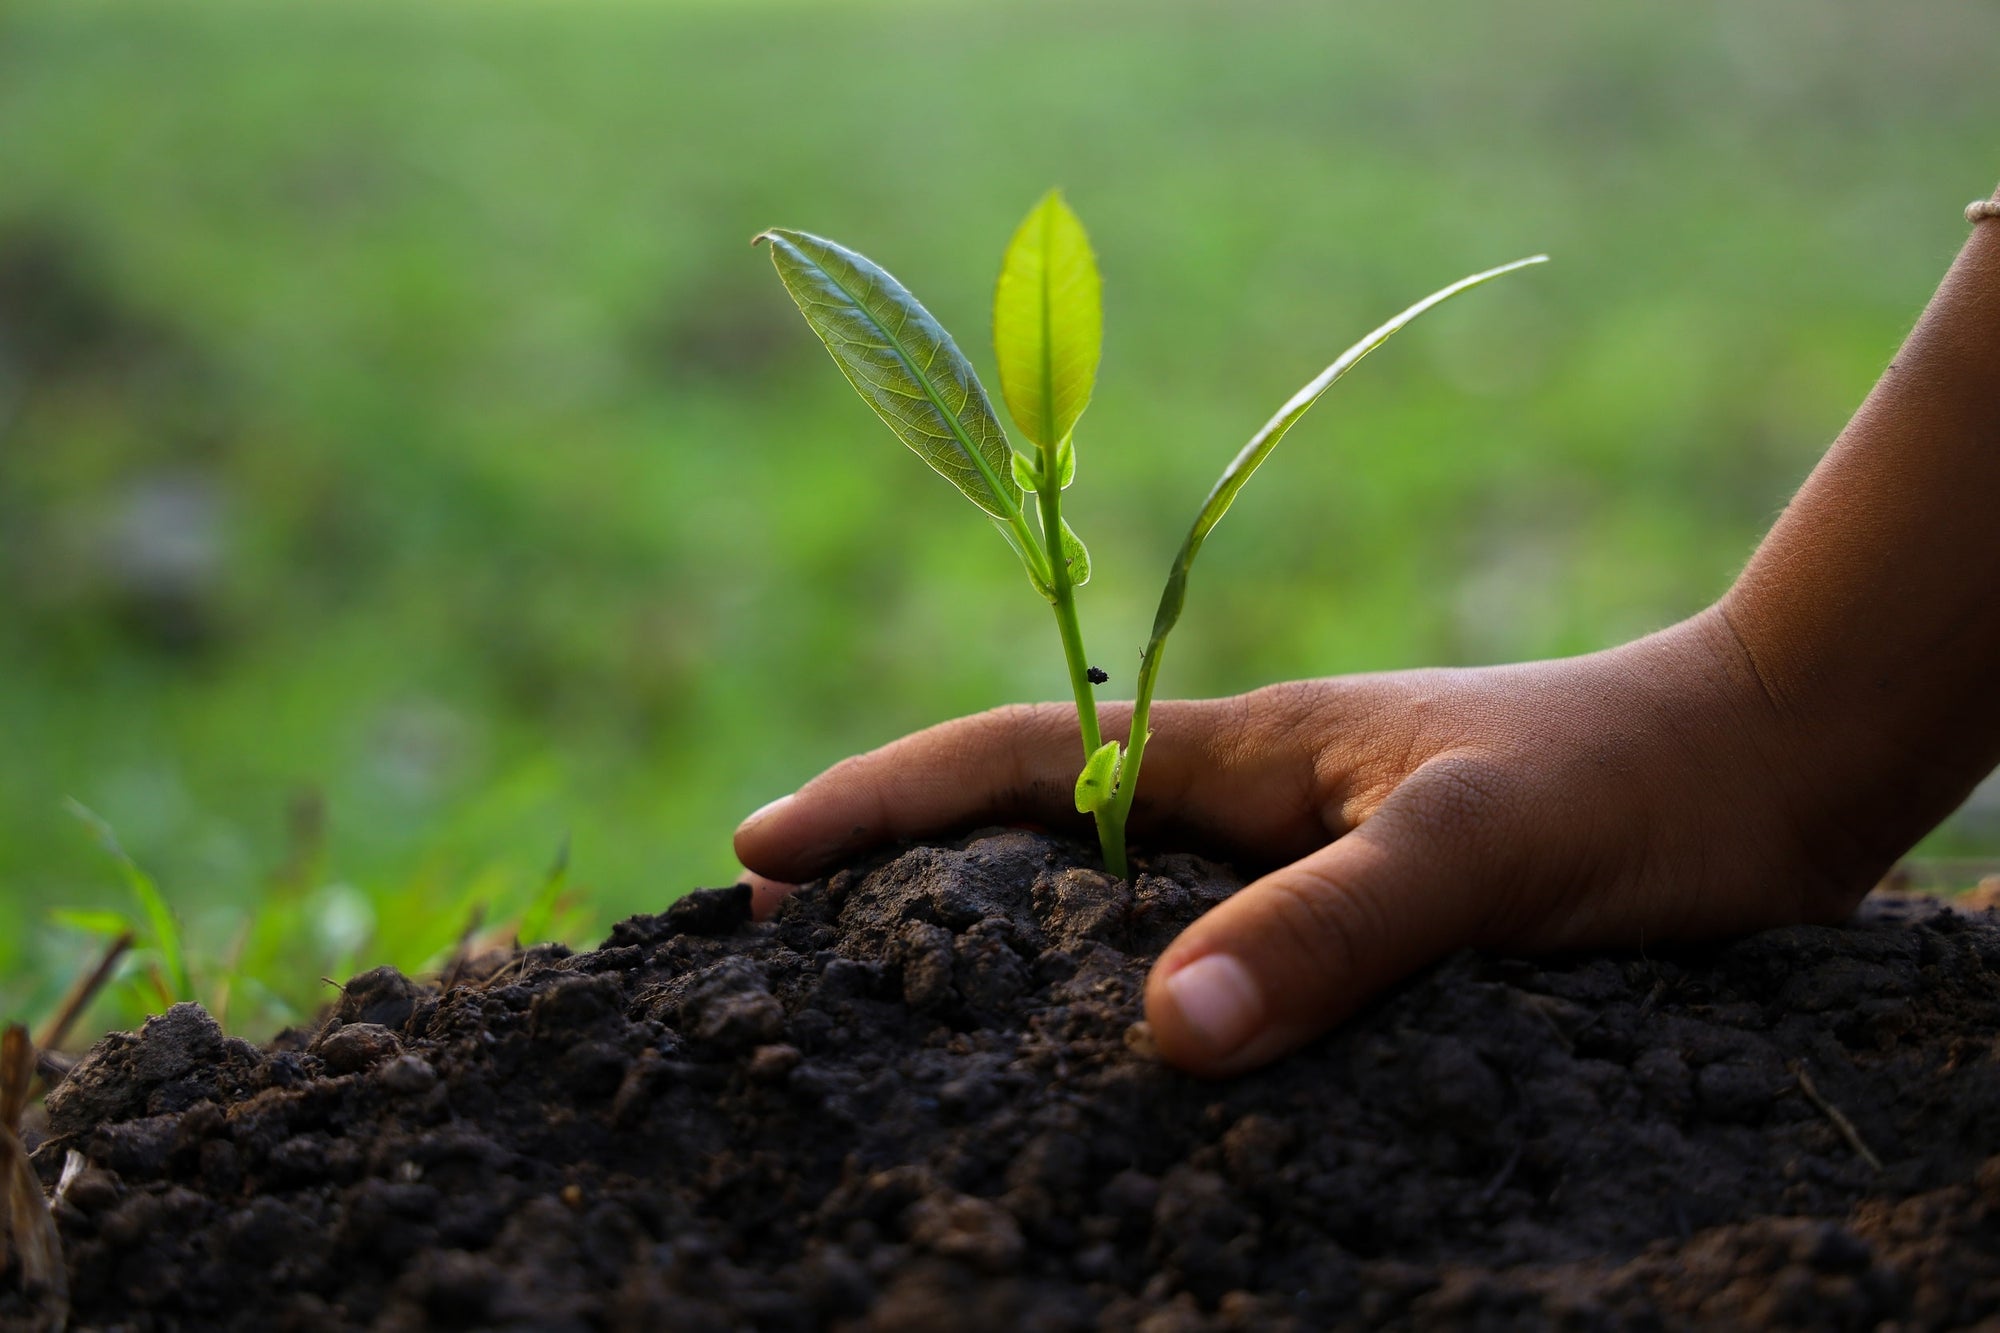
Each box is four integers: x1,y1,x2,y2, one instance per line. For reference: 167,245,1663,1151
13,829,2000,1330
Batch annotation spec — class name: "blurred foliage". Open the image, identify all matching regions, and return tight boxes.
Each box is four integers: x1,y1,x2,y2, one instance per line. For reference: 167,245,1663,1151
2,0,1998,1035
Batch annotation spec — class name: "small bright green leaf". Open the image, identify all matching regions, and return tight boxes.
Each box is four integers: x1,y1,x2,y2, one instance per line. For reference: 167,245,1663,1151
1147,256,1547,645
49,908,135,937
1059,519,1090,587
1074,740,1122,814
1011,450,1044,493
1054,435,1075,489
758,228,1049,592
993,190,1102,454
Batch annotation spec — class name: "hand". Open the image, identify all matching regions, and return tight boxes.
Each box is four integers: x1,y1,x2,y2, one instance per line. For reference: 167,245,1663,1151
735,607,1872,1077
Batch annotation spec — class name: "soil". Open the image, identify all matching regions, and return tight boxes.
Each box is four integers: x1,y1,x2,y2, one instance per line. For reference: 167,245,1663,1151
11,828,2000,1331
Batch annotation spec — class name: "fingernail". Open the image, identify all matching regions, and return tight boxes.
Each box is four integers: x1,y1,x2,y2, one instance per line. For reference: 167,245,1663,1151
737,793,794,832
1163,954,1264,1058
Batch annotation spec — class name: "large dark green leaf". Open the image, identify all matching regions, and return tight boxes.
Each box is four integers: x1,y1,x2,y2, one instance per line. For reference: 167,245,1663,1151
992,190,1102,456
758,228,1036,548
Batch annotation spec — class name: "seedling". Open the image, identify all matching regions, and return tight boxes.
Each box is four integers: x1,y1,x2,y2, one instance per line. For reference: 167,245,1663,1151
758,194,1542,879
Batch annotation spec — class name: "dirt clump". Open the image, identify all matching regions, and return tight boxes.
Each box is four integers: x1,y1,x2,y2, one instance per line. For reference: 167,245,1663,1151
13,828,2000,1329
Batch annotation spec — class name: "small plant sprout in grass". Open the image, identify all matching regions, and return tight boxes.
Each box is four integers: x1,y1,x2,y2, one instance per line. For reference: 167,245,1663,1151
757,194,1544,879
63,798,192,1011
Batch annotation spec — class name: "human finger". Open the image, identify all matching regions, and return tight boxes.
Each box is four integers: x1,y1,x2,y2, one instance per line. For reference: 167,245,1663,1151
1144,755,1523,1076
733,693,1332,883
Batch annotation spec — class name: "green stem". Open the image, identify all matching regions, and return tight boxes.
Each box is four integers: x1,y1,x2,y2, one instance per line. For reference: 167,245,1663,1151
1102,627,1165,869
1034,462,1124,879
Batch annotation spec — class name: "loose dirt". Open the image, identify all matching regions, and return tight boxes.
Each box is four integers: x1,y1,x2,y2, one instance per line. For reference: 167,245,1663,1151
12,829,2000,1330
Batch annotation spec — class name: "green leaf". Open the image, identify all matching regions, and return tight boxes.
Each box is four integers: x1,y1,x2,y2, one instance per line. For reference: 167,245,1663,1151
1011,438,1075,494
48,908,136,937
1147,256,1547,645
1058,518,1090,587
993,190,1102,454
1074,740,1122,814
1011,449,1044,493
65,798,190,1003
758,227,1048,589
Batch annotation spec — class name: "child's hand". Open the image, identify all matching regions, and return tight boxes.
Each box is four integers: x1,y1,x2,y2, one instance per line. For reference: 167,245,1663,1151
740,194,2000,1077
736,607,1866,1076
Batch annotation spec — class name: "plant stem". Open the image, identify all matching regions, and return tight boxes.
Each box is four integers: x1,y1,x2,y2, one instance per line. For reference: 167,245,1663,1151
1034,463,1125,879
1101,626,1165,873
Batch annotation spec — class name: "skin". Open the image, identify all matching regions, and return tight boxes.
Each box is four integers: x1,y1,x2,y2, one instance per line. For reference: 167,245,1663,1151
737,196,2000,1078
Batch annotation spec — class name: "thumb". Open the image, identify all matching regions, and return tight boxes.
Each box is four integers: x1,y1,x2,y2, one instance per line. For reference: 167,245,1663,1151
1144,757,1520,1077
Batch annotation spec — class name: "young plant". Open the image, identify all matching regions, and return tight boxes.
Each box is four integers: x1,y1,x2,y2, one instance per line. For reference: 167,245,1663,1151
757,194,1542,880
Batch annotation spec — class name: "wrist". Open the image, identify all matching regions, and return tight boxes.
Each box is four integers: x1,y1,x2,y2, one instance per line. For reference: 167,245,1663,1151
1710,580,1999,888
1626,607,1883,900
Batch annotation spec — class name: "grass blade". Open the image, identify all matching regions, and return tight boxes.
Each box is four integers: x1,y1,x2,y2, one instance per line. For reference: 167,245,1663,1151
64,800,189,1005
515,833,571,947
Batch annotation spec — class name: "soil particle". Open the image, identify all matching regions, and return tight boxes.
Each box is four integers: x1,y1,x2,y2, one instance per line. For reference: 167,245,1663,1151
16,829,2000,1329
332,966,427,1031
312,1022,402,1075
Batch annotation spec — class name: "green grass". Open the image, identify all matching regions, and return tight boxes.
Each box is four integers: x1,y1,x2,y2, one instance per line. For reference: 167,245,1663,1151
3,0,1998,1036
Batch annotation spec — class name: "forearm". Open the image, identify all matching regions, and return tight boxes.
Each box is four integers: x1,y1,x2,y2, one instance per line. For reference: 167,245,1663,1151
1722,188,2000,862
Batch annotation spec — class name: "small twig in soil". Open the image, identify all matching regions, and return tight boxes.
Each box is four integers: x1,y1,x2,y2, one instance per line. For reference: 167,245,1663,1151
143,962,174,1014
35,929,134,1058
2,1024,71,1328
1790,1060,1884,1173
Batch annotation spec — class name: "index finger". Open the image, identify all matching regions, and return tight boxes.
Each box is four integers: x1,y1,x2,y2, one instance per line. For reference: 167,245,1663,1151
732,692,1335,883
734,702,1115,882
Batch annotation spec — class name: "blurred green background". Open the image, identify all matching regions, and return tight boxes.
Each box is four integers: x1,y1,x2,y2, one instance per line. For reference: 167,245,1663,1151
4,0,1998,1034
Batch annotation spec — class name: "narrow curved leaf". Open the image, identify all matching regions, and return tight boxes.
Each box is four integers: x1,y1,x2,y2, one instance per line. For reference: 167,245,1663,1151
1074,740,1122,814
993,190,1102,454
758,228,1028,528
1148,255,1547,643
